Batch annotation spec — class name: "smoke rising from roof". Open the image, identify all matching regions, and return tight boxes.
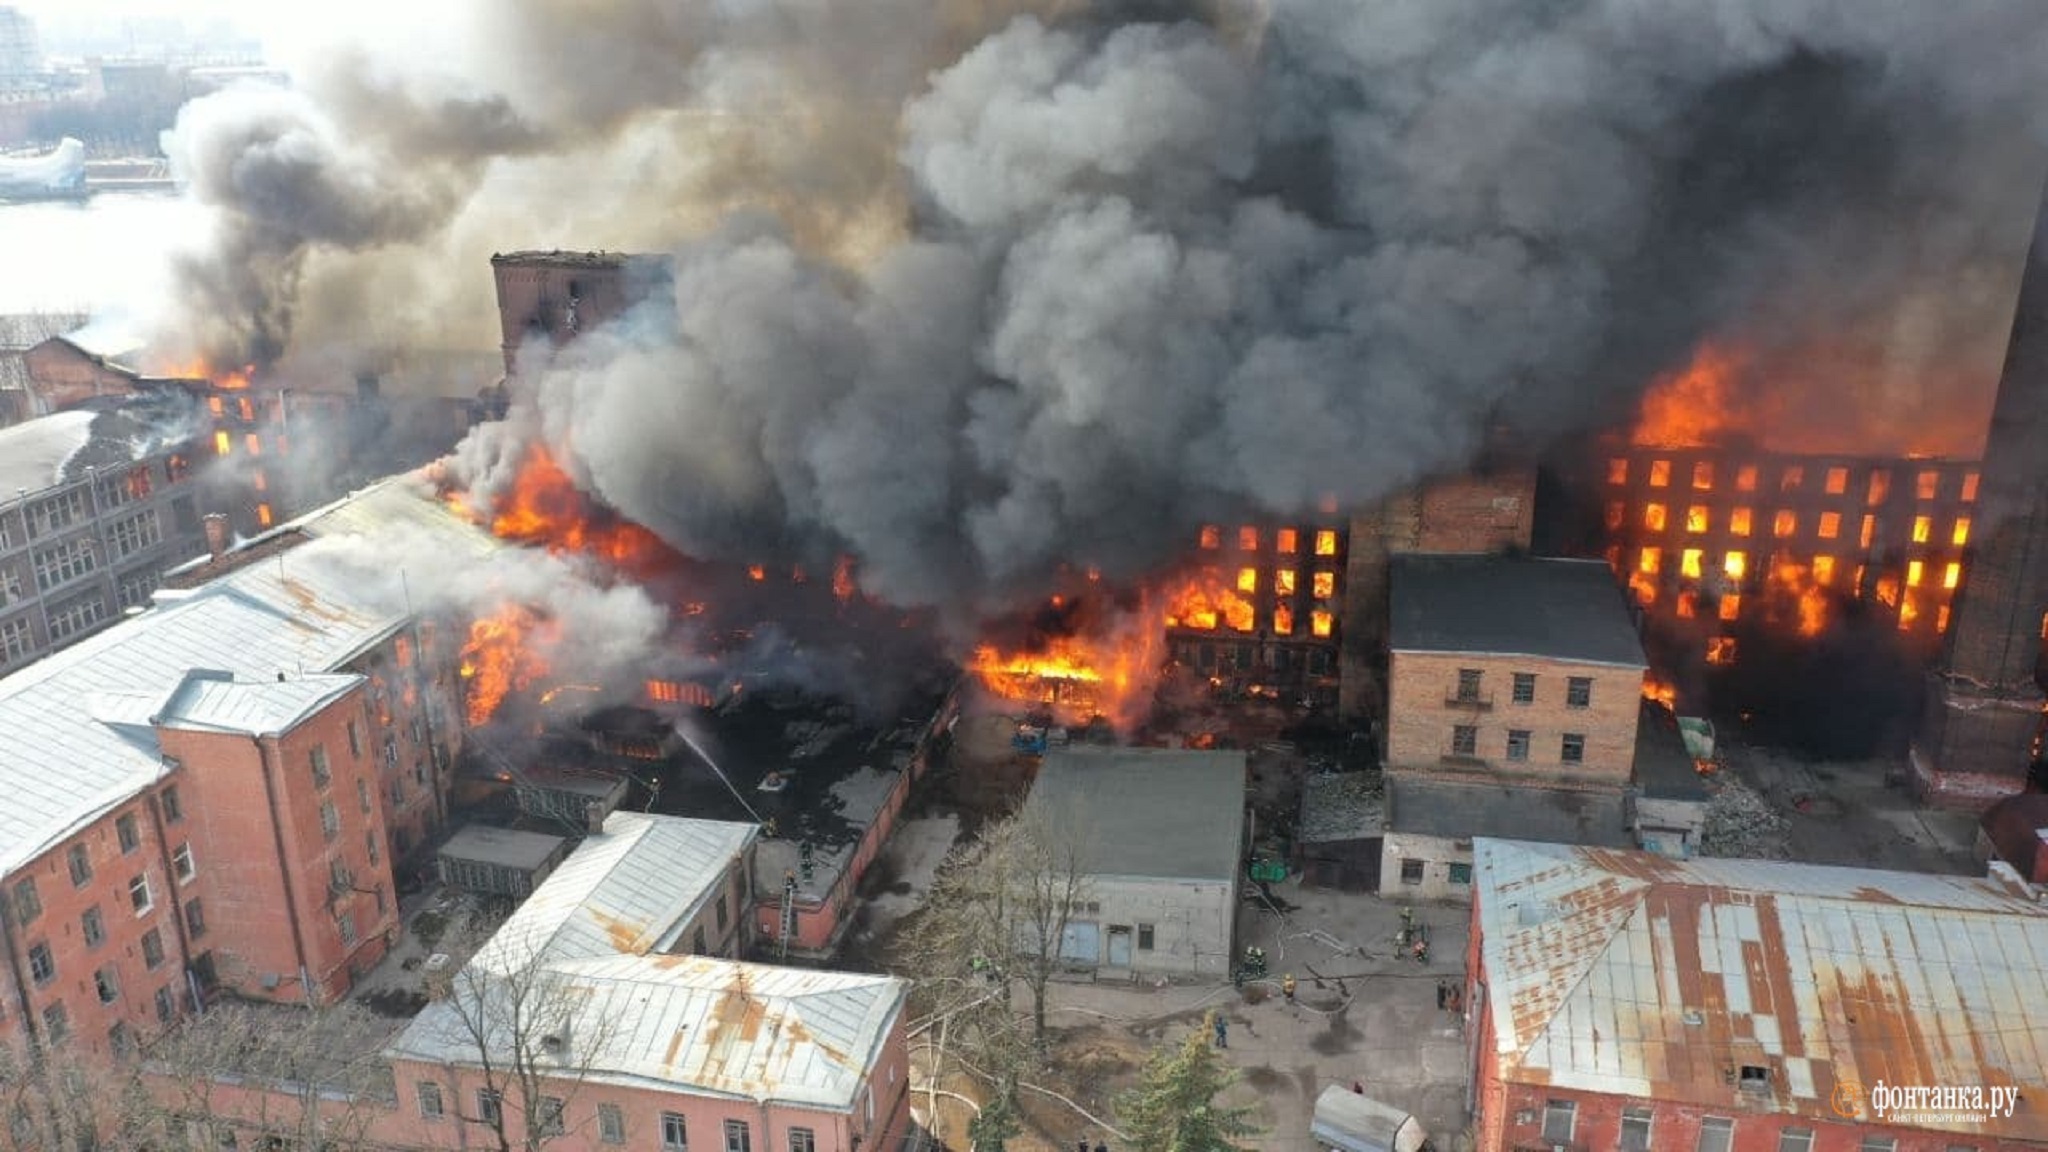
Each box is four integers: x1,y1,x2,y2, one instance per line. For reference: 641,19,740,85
161,1,2046,627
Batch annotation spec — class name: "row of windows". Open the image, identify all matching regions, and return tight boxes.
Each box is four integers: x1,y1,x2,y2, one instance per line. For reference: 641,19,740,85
106,509,162,560
12,792,186,919
1633,546,1962,594
1398,858,1472,885
1,614,31,663
1610,457,1978,503
418,1086,816,1151
1197,524,1344,556
47,593,107,642
32,537,97,593
1453,669,1594,709
1616,502,1970,549
1451,724,1585,764
1540,1098,1971,1152
25,490,85,539
29,983,182,1047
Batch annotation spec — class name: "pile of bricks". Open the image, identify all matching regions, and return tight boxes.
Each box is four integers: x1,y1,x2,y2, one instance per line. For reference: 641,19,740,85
1698,777,1791,860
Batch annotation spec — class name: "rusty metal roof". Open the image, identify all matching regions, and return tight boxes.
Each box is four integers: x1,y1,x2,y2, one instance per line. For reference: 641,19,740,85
391,813,902,1110
1474,839,2048,1142
473,810,758,968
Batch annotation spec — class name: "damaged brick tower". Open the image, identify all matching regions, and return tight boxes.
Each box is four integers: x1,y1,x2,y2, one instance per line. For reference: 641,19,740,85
1913,192,2048,807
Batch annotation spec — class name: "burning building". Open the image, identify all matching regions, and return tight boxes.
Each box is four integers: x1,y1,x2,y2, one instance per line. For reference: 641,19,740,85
1598,441,1980,663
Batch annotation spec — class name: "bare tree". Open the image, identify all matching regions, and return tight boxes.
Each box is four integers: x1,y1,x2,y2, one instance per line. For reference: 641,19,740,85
0,1037,155,1151
437,920,623,1152
140,999,399,1151
901,799,1092,1069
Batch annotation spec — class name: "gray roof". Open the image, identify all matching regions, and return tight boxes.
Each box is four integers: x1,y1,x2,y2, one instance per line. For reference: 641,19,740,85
0,409,94,492
1389,554,1645,667
1387,774,1632,848
0,475,504,875
437,824,569,871
155,669,363,736
1028,747,1246,881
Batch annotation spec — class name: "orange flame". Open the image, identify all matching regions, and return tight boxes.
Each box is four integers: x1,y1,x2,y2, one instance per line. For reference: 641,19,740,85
1161,572,1256,634
1642,673,1677,710
1633,344,1751,449
968,617,1165,732
457,604,556,726
448,445,671,570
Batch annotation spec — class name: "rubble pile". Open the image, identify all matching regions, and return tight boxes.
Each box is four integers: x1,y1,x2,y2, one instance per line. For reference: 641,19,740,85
1699,778,1792,860
1298,770,1386,843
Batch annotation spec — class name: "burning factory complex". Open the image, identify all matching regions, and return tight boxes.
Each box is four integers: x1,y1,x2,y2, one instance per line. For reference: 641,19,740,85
1,3,2047,1149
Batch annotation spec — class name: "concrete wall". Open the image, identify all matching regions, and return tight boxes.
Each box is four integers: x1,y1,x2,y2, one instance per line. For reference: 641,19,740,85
1632,794,1707,859
1378,833,1475,903
1065,874,1238,978
1387,652,1642,785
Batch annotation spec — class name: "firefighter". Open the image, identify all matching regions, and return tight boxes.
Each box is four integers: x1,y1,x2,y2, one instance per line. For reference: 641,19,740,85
1282,973,1297,1003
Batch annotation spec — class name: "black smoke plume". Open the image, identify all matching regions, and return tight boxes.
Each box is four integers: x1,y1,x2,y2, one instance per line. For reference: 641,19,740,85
162,1,2048,634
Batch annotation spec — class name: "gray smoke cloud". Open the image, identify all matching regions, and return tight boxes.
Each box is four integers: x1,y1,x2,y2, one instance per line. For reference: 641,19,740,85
290,478,667,693
164,1,2048,635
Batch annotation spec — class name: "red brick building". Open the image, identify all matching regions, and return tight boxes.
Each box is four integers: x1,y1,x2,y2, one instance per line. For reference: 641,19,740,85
0,478,483,1060
1465,839,2048,1152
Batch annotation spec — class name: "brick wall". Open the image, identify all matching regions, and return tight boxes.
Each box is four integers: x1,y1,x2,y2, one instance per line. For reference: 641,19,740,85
158,686,397,1006
1387,652,1642,784
21,339,138,415
0,790,198,1058
1340,468,1537,718
491,254,649,375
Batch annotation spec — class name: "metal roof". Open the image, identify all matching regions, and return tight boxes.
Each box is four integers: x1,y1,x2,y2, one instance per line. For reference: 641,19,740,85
471,811,759,968
1473,839,2048,1142
389,953,904,1110
155,669,364,736
0,476,502,876
438,824,570,871
0,409,94,493
1389,554,1646,667
390,812,903,1110
1028,747,1246,881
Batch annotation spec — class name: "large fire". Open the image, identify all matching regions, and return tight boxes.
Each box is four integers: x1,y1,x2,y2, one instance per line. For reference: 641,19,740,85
968,627,1163,733
452,445,673,570
458,603,556,727
1633,343,1754,449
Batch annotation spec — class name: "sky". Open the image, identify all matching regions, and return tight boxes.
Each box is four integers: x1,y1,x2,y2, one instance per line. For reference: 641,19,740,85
13,0,441,64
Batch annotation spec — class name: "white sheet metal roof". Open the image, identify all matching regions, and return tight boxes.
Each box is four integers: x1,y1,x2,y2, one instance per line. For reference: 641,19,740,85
472,811,759,970
0,409,95,493
0,476,500,876
156,669,363,735
390,953,904,1110
1475,839,2048,1142
390,813,903,1110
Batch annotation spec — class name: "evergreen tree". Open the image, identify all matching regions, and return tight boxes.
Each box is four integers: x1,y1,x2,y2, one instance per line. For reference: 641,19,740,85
1114,1013,1261,1151
967,1075,1025,1152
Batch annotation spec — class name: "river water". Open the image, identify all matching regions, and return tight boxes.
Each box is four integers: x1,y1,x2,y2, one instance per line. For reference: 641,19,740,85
0,191,202,316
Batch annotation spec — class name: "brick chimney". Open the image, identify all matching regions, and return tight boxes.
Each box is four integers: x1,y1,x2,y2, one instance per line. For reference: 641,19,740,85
202,513,230,562
1914,188,2048,806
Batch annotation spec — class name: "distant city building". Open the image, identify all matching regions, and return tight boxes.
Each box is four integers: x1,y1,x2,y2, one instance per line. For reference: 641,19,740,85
0,7,40,90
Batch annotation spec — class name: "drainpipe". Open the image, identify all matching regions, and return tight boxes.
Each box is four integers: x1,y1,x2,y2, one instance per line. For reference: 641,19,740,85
253,734,316,1003
0,887,43,1049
